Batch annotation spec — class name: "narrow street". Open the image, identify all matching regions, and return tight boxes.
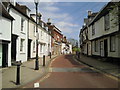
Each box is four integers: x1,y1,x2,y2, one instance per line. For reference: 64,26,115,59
23,55,119,88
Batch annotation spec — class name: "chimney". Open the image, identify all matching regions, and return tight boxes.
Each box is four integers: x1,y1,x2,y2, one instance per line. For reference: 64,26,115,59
47,18,51,25
88,10,92,16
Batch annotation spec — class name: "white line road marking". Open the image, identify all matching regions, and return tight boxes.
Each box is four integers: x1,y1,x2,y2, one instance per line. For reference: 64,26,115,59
34,83,40,88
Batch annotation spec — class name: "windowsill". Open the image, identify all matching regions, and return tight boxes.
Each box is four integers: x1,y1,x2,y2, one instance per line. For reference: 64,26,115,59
21,31,26,34
20,52,25,54
110,50,116,52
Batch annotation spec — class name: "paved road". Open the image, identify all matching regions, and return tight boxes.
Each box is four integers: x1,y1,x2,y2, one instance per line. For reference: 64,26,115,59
23,55,119,88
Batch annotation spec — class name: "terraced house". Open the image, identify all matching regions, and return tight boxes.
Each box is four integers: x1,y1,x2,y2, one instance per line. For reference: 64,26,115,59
79,2,120,60
0,2,14,67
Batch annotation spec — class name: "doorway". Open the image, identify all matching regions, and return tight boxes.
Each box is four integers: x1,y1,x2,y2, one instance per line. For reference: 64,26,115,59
104,39,108,57
2,44,8,67
28,39,32,59
11,34,18,62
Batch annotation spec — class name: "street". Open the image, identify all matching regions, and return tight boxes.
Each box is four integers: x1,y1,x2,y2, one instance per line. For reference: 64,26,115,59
22,55,119,88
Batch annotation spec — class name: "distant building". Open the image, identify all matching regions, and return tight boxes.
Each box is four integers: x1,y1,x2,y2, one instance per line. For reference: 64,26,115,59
47,21,63,55
61,36,72,54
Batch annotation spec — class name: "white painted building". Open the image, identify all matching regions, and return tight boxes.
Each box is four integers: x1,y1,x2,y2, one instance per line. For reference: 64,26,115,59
61,42,72,54
28,16,36,59
80,2,120,60
0,3,14,67
38,22,51,57
8,3,30,63
89,2,120,59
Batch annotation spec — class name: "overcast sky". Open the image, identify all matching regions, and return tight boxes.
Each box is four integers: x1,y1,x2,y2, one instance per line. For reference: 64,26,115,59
19,2,109,40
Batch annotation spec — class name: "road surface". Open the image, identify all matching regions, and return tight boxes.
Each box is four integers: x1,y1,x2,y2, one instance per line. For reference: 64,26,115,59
23,55,119,88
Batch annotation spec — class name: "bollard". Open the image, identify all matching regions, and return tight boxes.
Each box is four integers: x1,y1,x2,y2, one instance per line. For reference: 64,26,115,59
43,55,45,66
49,52,51,59
15,61,22,85
16,64,20,85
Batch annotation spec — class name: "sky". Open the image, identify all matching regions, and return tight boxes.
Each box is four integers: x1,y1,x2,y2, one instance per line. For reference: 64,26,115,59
19,1,109,40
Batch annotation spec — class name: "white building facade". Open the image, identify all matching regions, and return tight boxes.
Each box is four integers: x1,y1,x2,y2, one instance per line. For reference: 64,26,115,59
9,3,30,63
0,3,14,67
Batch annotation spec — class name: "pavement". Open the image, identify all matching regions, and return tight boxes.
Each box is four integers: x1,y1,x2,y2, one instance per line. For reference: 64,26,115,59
1,54,58,89
22,55,119,88
75,53,120,78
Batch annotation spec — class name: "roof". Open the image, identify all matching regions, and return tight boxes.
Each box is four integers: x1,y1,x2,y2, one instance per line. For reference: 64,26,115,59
1,3,14,20
9,3,30,19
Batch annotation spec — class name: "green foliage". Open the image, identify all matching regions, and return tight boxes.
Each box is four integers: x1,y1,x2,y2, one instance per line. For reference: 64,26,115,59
73,47,80,52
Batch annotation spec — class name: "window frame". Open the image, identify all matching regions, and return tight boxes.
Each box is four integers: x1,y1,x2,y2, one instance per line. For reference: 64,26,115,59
110,35,116,52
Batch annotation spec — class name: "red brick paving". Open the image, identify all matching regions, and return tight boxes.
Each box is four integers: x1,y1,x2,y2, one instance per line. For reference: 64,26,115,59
22,55,119,88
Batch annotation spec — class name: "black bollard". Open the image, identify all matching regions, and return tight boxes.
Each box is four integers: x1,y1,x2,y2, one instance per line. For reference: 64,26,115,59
15,61,22,85
16,64,20,85
43,55,45,66
49,52,51,59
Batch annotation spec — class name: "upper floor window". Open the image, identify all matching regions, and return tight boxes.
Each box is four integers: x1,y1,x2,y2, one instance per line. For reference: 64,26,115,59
104,13,110,30
92,24,95,35
33,25,36,36
110,35,116,52
21,18,25,31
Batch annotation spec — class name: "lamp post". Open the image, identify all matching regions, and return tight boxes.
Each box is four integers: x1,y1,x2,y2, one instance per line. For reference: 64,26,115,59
34,0,39,70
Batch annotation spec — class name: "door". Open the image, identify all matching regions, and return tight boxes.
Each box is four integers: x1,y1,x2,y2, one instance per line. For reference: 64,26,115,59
87,44,88,56
28,39,32,59
104,39,108,57
2,44,8,67
11,34,18,62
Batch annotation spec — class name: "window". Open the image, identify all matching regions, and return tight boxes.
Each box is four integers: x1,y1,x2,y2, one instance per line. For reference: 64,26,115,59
104,13,110,30
92,24,95,35
95,40,98,52
110,36,116,52
20,39,24,51
41,31,42,37
34,25,36,36
21,18,25,31
33,41,35,52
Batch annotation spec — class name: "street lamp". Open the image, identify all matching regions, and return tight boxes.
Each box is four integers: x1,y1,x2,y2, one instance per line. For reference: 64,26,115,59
34,0,39,70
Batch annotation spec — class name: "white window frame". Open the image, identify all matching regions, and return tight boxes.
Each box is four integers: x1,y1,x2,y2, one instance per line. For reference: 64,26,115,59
110,35,116,52
20,39,25,52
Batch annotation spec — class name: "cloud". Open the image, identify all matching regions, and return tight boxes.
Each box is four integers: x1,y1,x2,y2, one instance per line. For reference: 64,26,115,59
19,2,80,39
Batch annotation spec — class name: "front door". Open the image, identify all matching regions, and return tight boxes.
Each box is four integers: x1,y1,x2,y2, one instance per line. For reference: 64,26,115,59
2,44,8,67
104,39,108,57
11,34,18,62
28,39,32,59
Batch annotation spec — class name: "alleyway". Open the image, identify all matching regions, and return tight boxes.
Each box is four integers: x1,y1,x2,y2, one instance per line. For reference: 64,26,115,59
23,55,119,88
